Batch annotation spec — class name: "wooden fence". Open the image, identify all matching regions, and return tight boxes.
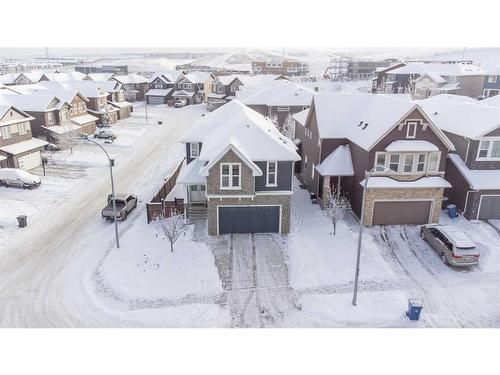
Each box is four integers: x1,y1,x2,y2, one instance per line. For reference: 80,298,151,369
146,157,185,223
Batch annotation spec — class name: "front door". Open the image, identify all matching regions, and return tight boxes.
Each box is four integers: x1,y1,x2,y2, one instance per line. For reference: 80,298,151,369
189,185,206,203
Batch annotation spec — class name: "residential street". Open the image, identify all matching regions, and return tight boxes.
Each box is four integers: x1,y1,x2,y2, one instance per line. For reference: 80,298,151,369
0,104,205,327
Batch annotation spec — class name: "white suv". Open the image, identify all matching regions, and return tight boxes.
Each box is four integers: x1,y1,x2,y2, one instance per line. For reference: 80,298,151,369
0,168,41,189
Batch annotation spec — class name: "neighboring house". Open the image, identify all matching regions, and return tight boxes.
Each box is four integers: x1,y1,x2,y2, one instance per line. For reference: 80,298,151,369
145,71,180,104
38,81,119,125
0,93,74,140
172,71,214,104
379,62,485,98
237,80,315,127
371,62,407,93
0,73,18,86
13,71,49,85
112,74,149,102
94,80,132,120
44,72,87,82
85,73,116,81
0,105,47,170
295,93,455,227
176,100,300,235
482,67,500,98
206,75,244,111
418,94,500,220
251,59,308,76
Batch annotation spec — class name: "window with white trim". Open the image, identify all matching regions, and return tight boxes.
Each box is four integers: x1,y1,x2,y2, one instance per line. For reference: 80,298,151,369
183,83,192,90
17,122,28,135
220,163,241,189
190,143,199,158
1,126,12,139
389,154,400,172
488,75,498,84
311,163,315,179
477,139,500,159
266,161,278,186
406,122,417,138
376,151,440,173
427,153,439,172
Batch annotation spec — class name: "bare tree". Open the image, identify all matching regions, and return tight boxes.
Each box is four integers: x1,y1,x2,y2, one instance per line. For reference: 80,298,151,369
157,210,186,252
324,190,351,235
279,113,295,139
47,130,78,154
405,74,418,96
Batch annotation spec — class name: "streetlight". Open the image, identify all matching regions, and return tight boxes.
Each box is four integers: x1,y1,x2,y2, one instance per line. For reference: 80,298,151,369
82,135,120,249
352,164,391,306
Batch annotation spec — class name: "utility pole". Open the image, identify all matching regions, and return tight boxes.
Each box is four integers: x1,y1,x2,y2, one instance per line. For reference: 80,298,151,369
144,99,149,123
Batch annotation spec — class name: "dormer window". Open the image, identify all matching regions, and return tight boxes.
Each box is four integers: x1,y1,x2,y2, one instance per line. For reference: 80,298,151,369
190,143,199,158
406,122,417,139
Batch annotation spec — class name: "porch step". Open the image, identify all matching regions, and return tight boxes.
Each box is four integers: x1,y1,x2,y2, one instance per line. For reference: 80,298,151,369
187,205,208,219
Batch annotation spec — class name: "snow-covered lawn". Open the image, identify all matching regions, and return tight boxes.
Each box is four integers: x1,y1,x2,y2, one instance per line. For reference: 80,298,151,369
99,220,223,301
286,181,396,290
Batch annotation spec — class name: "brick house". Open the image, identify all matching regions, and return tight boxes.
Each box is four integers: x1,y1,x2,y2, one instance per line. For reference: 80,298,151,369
172,71,215,105
295,93,455,226
175,100,300,235
0,104,47,170
112,74,149,102
146,71,182,104
419,94,500,220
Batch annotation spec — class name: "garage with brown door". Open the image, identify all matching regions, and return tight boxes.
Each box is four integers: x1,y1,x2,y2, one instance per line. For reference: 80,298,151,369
372,200,432,225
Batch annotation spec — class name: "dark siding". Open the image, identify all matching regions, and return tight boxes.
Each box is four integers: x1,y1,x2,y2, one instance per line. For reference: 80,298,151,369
186,142,202,164
443,157,470,213
443,131,469,162
254,161,293,191
467,139,500,170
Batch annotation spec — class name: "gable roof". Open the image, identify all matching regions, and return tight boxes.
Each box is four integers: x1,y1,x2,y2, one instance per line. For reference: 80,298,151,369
112,73,148,84
182,99,300,163
179,71,213,84
0,93,65,112
237,80,315,107
86,73,115,81
44,72,87,81
315,145,354,177
388,62,485,77
417,94,500,139
38,81,108,98
199,144,263,177
311,93,454,151
0,104,33,121
149,70,182,84
417,72,447,83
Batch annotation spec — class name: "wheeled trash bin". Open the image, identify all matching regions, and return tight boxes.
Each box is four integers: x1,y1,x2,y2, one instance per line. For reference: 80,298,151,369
406,298,423,321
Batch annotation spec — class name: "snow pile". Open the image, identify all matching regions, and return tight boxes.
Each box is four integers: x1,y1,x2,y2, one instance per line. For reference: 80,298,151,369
100,222,223,300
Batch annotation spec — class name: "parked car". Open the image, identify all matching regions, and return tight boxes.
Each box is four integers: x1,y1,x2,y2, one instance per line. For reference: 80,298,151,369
101,193,137,221
420,224,480,266
174,100,187,108
167,99,177,107
0,168,41,189
94,129,116,140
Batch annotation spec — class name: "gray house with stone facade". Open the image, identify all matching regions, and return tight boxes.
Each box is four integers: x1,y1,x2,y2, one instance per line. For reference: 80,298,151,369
175,99,300,235
419,94,500,220
294,93,455,227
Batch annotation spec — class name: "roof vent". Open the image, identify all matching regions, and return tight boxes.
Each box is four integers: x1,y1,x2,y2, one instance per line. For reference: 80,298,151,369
358,121,364,127
362,123,369,130
433,111,438,116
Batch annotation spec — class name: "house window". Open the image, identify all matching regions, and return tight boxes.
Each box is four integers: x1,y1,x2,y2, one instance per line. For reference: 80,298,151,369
183,83,192,90
417,154,426,172
311,163,315,179
190,143,199,158
389,154,400,172
428,153,439,171
220,163,241,189
277,106,290,112
1,126,12,139
403,154,414,172
477,139,500,159
47,112,55,125
17,122,28,135
447,75,457,83
488,75,498,84
266,161,278,186
406,122,417,138
376,153,386,167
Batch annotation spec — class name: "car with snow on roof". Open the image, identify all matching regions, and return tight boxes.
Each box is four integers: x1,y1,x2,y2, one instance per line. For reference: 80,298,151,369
420,224,479,266
0,168,41,189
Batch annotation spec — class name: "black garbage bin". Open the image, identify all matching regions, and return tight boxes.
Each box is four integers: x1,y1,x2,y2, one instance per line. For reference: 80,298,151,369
17,215,27,228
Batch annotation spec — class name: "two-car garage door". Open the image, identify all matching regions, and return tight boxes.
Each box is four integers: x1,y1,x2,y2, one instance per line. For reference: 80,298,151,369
478,196,500,220
147,96,166,105
372,200,432,226
17,150,41,171
218,206,280,234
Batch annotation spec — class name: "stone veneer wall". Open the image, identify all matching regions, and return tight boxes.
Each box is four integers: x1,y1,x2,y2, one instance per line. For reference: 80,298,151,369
207,195,292,235
363,187,444,226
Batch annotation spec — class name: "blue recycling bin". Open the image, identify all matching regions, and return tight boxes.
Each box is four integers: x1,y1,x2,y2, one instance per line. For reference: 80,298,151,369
406,299,423,321
447,204,458,218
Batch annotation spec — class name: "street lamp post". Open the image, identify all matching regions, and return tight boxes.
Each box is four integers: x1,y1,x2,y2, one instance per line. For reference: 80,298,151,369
352,165,390,306
82,135,120,249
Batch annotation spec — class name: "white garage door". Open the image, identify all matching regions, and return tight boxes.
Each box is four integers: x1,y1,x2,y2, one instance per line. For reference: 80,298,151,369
18,151,41,170
148,96,165,104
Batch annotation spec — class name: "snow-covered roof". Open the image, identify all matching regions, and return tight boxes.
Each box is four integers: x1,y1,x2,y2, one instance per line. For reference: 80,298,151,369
109,100,132,109
182,100,300,164
172,90,194,97
359,176,451,189
42,123,81,134
388,62,485,77
237,80,315,107
215,75,241,86
0,93,63,112
91,80,121,93
0,104,33,121
448,153,500,190
436,82,460,91
71,113,99,126
0,137,48,155
87,73,115,81
417,94,500,139
44,72,87,82
385,140,439,152
181,71,212,84
418,72,446,83
0,73,17,85
177,159,207,185
112,74,148,84
207,93,227,99
292,108,309,126
149,70,183,84
238,75,288,86
38,81,109,98
17,71,47,83
146,88,174,96
480,94,500,107
312,93,415,150
315,145,354,177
